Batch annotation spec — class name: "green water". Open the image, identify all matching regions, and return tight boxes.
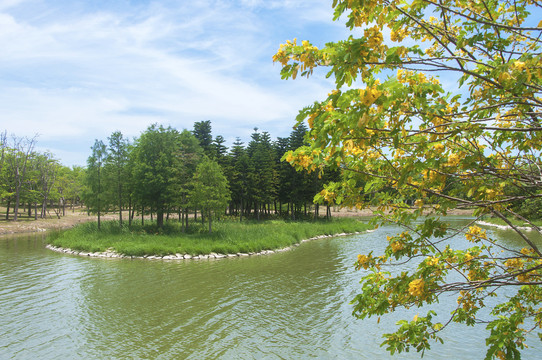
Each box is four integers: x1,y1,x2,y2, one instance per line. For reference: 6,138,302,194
1,217,540,359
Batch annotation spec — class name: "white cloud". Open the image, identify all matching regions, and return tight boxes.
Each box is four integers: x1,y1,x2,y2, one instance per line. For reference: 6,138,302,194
0,0,343,165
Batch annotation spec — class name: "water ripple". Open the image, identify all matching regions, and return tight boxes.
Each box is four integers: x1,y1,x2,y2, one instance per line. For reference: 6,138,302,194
1,228,541,359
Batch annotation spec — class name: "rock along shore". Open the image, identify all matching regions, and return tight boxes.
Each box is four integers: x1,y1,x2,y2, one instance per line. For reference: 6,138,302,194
45,231,372,260
476,220,534,232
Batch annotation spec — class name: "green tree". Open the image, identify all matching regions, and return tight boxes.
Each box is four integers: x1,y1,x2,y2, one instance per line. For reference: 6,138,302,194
65,165,85,212
227,137,250,219
247,130,277,219
131,124,181,229
192,120,213,157
212,135,228,165
84,140,108,229
172,129,204,231
106,131,129,226
189,157,231,233
275,0,542,358
35,152,61,219
4,134,37,221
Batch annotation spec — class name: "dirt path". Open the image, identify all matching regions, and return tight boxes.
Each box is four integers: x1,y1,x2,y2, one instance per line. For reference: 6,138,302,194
0,211,119,235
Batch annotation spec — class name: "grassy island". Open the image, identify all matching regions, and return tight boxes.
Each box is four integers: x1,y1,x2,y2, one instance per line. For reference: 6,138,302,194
46,218,371,257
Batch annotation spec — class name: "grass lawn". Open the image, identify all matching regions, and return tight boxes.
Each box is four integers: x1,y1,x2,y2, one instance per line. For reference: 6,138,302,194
46,218,372,257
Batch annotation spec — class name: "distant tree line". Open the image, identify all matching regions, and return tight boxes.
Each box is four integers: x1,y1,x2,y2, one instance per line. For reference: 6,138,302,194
0,121,339,230
0,131,85,221
84,121,339,232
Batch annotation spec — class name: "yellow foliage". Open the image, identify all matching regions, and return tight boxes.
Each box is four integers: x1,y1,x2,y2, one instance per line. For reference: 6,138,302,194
391,241,404,253
465,226,487,242
408,278,426,298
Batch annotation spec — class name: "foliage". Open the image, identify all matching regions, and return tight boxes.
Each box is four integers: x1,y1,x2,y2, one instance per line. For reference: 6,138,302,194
106,131,130,225
189,157,231,233
193,120,214,157
84,139,107,229
46,218,371,257
274,0,542,358
131,124,182,228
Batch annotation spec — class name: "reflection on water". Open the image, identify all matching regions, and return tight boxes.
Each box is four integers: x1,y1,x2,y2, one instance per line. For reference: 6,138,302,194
0,218,540,359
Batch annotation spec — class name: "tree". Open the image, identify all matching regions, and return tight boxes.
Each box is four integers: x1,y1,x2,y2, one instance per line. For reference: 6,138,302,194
131,124,181,229
106,131,129,226
227,137,250,219
34,152,60,219
172,129,204,231
247,130,277,219
212,135,228,165
84,139,108,230
275,0,542,358
192,120,213,157
4,134,37,221
189,157,231,233
65,165,85,212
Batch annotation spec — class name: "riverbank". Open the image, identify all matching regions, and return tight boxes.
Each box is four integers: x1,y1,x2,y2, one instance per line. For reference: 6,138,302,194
45,218,372,259
0,209,119,235
477,219,541,232
46,230,373,260
0,206,473,236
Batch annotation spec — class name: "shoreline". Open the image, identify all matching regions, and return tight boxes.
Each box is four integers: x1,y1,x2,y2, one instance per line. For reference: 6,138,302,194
0,207,474,236
476,220,534,232
45,230,375,260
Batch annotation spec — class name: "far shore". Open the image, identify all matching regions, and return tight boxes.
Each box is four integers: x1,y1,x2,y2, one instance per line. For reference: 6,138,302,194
0,206,474,237
476,220,536,232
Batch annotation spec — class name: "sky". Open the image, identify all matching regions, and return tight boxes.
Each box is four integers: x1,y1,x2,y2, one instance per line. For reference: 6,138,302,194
0,0,354,166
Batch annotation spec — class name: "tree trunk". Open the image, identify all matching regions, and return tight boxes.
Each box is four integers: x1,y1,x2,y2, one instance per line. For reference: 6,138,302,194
97,206,101,230
181,209,185,233
118,184,123,226
128,198,132,227
208,211,212,233
13,191,21,221
41,197,48,219
157,208,164,228
5,200,10,220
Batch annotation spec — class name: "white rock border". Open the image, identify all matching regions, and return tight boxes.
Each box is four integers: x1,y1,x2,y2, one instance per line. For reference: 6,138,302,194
476,220,534,232
45,230,371,261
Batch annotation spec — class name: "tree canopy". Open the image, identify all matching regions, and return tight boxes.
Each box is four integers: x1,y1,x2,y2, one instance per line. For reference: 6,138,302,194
189,157,231,233
275,0,542,358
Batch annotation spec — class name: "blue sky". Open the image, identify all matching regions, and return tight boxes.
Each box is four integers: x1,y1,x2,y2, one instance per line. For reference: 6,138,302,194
0,0,350,166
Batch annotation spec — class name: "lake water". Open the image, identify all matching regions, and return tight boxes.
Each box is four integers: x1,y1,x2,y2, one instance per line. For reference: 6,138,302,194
1,217,540,359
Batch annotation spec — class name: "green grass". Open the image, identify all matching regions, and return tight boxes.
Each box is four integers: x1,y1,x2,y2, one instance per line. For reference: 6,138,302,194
46,218,372,257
